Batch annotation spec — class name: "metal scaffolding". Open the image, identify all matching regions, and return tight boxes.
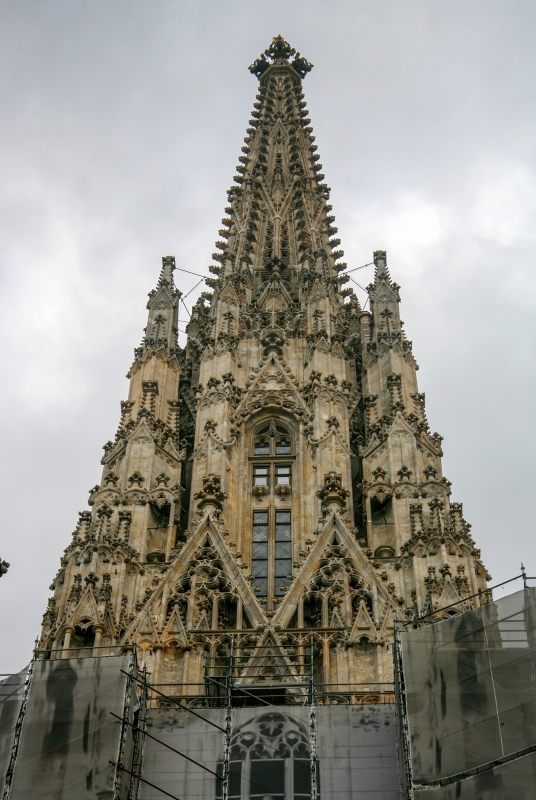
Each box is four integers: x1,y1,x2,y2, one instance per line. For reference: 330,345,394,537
203,634,317,800
1,636,397,800
394,573,536,800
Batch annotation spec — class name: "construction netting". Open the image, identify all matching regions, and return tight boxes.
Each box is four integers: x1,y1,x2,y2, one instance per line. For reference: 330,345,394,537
8,654,132,800
140,704,400,800
398,586,536,799
0,667,28,796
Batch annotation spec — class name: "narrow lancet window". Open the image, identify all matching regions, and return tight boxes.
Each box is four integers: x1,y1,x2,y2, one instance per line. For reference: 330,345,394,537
252,510,269,600
250,418,295,609
274,510,292,598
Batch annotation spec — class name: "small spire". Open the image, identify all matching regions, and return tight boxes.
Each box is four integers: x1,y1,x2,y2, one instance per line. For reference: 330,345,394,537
249,35,313,79
136,256,180,359
373,250,392,283
157,255,177,290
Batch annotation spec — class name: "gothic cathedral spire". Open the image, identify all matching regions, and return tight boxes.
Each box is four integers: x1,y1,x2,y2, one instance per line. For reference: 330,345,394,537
41,37,489,692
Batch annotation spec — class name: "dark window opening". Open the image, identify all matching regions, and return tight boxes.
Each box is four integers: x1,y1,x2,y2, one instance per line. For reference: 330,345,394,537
303,595,323,629
251,510,292,607
177,385,196,539
253,419,293,457
167,596,188,622
147,501,171,559
71,625,95,649
287,609,298,628
219,597,238,630
146,551,165,563
351,454,366,543
371,495,393,524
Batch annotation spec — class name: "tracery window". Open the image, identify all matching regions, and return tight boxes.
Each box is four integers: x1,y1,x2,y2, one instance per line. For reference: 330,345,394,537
251,419,295,611
253,420,293,457
252,420,293,494
216,711,317,800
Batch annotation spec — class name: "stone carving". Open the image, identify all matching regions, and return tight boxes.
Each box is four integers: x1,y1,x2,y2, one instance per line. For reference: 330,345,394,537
317,472,350,513
194,474,228,512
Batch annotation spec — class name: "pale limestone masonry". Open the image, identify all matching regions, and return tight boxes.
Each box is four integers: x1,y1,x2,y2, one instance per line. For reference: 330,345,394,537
40,37,489,695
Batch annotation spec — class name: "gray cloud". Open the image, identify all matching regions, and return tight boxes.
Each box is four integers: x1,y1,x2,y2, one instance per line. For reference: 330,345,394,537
1,0,535,671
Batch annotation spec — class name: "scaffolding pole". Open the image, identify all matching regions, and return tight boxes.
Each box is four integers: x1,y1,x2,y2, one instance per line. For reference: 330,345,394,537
309,632,319,800
1,659,34,800
129,664,148,800
112,650,137,800
202,633,318,798
393,621,414,800
222,635,234,800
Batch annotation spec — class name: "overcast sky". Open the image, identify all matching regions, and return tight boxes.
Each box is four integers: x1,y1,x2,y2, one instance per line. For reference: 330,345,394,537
1,1,535,672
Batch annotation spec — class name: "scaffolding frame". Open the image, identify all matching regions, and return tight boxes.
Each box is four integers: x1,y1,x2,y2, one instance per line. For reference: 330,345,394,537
1,660,34,800
202,632,319,800
1,648,144,800
393,616,414,800
393,572,536,800
1,634,397,799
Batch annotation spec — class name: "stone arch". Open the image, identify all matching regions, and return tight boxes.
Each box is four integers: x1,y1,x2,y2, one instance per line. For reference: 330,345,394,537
216,710,315,800
248,409,299,450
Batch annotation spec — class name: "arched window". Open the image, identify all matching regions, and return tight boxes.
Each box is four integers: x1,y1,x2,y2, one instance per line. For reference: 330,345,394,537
254,420,293,458
252,420,293,494
216,711,317,800
70,621,96,650
251,419,294,612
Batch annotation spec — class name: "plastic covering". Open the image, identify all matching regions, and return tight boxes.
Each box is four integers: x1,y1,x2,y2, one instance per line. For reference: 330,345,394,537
140,704,399,800
9,654,131,800
0,668,28,796
413,749,536,799
315,705,399,800
399,587,536,798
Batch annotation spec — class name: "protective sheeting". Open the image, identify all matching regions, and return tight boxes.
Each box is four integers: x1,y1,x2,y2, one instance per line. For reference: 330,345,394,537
141,707,226,800
399,587,536,794
221,708,313,800
315,705,399,800
0,667,28,796
140,704,399,800
9,655,131,800
413,749,536,800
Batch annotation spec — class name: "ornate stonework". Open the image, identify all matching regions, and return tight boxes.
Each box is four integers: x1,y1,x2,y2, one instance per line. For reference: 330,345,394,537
40,37,489,694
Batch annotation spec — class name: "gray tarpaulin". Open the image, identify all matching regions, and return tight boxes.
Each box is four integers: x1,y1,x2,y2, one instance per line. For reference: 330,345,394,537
399,587,536,797
140,704,399,800
0,667,28,796
140,707,226,800
315,705,399,800
413,750,536,800
9,654,131,800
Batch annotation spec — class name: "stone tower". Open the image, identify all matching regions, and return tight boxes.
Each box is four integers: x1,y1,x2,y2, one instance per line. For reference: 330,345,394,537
40,36,489,694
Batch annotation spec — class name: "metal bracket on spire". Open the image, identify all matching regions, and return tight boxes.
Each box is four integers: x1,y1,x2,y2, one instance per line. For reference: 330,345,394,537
249,35,313,80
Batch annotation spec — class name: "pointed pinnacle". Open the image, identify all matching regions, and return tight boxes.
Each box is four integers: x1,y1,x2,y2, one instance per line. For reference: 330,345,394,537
157,255,177,291
373,250,392,284
249,35,313,79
